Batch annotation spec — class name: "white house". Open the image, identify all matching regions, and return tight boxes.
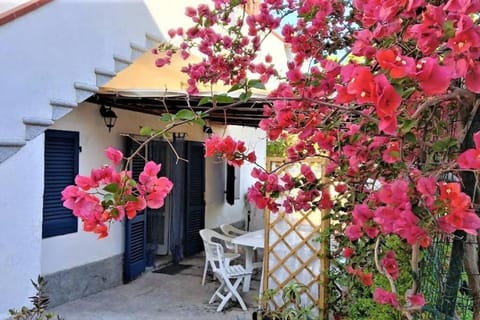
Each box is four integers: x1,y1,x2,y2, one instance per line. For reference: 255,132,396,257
0,0,287,317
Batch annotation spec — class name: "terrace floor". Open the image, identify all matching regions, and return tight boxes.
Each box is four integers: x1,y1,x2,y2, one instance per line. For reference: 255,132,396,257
49,254,261,320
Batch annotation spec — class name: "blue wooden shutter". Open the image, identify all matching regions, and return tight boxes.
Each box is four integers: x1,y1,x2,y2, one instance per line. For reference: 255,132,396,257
124,139,147,283
183,141,205,256
42,130,79,238
226,164,235,205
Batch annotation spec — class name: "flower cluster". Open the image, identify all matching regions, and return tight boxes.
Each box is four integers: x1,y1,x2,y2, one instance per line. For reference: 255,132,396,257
61,147,173,238
205,134,256,166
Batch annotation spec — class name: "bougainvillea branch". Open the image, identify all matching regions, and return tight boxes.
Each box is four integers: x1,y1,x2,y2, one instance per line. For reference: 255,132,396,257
156,0,480,317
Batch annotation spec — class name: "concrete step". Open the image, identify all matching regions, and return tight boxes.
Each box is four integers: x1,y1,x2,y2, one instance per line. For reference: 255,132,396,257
23,117,54,141
50,99,78,120
0,138,26,163
145,32,164,49
74,82,98,103
130,42,147,60
113,55,132,73
94,68,116,87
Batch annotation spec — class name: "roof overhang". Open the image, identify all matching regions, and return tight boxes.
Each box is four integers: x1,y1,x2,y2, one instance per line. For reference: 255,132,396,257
87,50,270,127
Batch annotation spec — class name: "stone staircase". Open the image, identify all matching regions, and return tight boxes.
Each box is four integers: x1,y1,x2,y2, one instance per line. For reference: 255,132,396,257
0,32,163,164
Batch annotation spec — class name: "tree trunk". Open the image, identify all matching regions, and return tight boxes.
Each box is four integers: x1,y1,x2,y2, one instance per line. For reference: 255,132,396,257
464,234,480,320
439,99,480,317
456,102,480,319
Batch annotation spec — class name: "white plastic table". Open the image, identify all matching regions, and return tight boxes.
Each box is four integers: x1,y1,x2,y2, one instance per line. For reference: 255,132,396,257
231,229,264,292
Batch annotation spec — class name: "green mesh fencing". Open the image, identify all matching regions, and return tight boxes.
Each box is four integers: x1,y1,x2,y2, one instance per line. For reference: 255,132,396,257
415,237,474,320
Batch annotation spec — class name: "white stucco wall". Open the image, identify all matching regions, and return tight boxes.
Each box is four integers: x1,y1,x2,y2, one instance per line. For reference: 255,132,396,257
0,0,166,139
205,124,266,230
0,138,44,318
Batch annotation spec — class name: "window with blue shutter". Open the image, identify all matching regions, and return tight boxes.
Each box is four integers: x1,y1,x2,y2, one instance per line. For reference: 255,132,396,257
42,129,79,238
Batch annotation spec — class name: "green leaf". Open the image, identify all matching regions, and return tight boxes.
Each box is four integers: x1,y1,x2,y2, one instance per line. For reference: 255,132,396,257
196,111,207,118
389,150,401,158
404,132,416,143
127,179,137,188
198,96,212,106
432,137,457,152
175,109,195,120
192,118,206,126
110,207,119,218
103,183,120,193
125,195,138,202
239,91,252,102
160,113,175,122
247,79,266,90
139,126,153,136
400,119,416,133
443,20,455,39
213,94,235,104
402,87,416,98
227,83,242,93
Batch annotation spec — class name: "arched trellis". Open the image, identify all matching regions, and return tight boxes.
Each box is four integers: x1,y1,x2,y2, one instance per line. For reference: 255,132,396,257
262,157,330,318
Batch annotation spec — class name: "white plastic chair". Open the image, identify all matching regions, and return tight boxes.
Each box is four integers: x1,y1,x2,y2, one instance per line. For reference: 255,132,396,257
220,224,247,237
199,229,241,286
204,239,251,311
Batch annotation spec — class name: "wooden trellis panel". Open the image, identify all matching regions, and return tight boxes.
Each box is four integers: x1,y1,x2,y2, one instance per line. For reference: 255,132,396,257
262,157,329,318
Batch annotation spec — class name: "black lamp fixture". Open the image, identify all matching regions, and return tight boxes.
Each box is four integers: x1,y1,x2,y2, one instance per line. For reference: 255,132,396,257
99,105,117,132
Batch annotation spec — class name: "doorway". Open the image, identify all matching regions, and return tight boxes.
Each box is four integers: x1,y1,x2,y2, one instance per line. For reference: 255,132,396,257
123,137,205,282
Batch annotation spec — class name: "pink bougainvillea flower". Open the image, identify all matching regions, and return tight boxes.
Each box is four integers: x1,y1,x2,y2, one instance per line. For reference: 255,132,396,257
351,29,376,59
373,288,400,308
105,147,123,166
382,141,400,164
381,251,400,280
441,209,480,235
466,61,480,93
376,48,415,79
416,176,437,209
457,131,480,169
407,294,426,308
74,175,97,190
346,67,376,104
445,0,480,15
125,197,147,219
447,15,479,54
406,5,445,55
352,204,373,225
90,166,117,185
358,271,373,287
415,57,452,95
374,74,401,135
345,224,363,241
343,247,354,258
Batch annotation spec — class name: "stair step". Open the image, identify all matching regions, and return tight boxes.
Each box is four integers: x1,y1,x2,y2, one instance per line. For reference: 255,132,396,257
95,68,116,87
74,82,98,103
50,99,78,120
145,32,164,48
130,42,147,60
113,55,132,72
23,117,54,141
0,138,26,163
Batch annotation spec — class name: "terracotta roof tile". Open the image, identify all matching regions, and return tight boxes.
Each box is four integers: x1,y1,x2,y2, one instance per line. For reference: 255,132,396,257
0,0,52,26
